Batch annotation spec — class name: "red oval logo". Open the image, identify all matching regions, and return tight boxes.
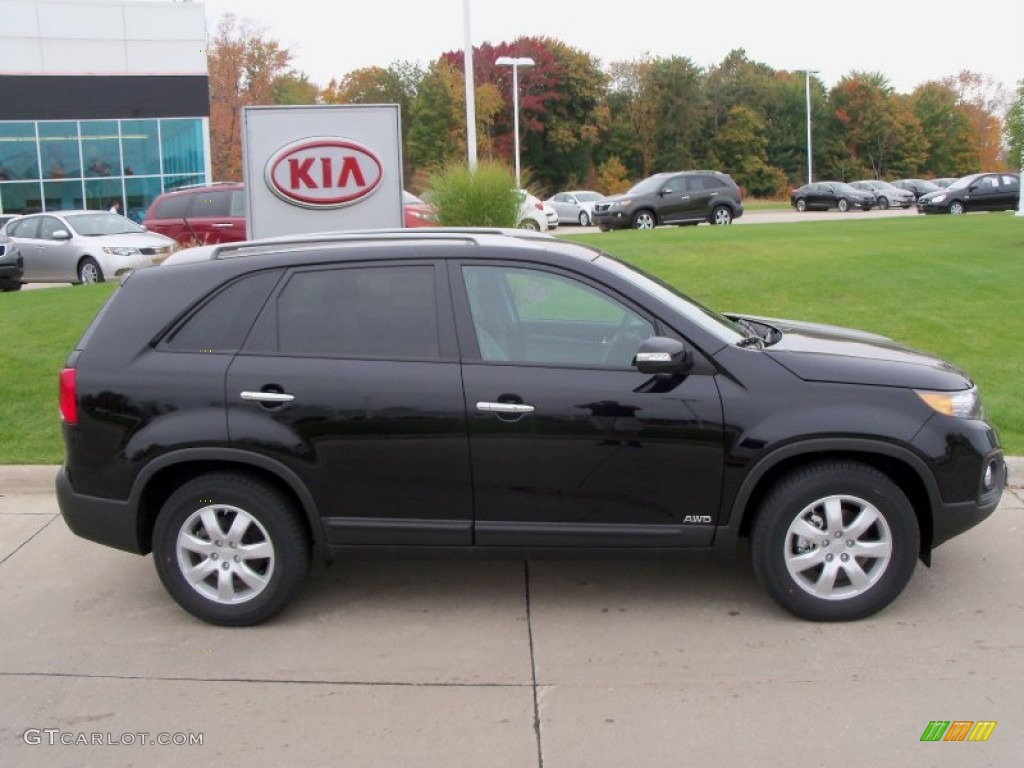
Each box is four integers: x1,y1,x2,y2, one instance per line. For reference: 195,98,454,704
265,137,383,209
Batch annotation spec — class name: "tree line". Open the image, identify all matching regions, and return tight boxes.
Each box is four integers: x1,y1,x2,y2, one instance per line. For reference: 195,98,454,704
208,14,1024,197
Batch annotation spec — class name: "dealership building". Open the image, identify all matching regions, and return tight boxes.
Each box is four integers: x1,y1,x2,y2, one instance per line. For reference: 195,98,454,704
0,0,210,220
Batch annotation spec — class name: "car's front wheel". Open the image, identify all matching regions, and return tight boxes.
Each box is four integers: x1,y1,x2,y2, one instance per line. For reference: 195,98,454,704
751,461,919,621
877,196,889,210
631,211,656,229
153,473,311,626
949,201,965,215
795,199,807,212
77,257,103,284
578,211,591,226
837,198,850,212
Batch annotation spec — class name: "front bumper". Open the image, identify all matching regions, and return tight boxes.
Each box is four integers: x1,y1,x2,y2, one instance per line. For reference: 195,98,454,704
592,208,631,230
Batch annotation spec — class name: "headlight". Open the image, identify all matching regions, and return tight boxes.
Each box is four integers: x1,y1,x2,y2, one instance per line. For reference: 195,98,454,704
915,388,982,419
609,199,630,209
103,246,141,257
931,194,947,204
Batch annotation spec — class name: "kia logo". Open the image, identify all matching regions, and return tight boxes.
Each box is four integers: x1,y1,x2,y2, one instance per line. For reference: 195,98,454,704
265,137,383,208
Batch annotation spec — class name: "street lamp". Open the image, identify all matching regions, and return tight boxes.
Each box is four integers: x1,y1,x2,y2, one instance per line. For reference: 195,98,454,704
496,56,535,188
803,69,819,186
463,0,477,171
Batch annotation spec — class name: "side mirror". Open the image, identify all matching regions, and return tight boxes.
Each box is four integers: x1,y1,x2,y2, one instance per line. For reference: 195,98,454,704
633,336,692,374
52,229,71,241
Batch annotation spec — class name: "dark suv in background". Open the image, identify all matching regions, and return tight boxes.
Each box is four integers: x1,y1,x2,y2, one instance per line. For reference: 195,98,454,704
142,182,247,246
592,171,743,230
56,230,1003,626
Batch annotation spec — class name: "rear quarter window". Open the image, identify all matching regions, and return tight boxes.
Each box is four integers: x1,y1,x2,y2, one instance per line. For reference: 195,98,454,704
151,193,192,219
164,270,281,352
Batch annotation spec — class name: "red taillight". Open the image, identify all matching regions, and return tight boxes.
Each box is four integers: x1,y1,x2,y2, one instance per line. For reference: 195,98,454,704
534,202,544,211
59,368,77,425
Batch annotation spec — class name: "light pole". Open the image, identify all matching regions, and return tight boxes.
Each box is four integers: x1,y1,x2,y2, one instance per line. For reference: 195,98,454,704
803,69,819,186
1018,151,1023,216
496,56,534,188
463,0,477,171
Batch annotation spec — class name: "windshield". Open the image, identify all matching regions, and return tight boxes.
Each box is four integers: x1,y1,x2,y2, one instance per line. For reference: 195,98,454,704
626,176,667,196
834,183,858,194
66,213,146,237
947,175,980,191
596,255,744,346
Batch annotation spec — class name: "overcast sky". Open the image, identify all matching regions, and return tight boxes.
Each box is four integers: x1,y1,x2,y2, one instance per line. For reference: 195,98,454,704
200,0,1023,97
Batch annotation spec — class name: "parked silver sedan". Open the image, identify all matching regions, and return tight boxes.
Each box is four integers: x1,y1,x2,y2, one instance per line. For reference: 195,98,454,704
2,211,177,284
545,190,605,226
849,180,915,209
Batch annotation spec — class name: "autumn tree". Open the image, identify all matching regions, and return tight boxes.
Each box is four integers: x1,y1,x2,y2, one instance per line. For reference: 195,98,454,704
207,14,293,179
708,105,787,197
943,70,1010,170
1005,80,1024,172
829,73,900,178
909,82,979,176
321,62,424,182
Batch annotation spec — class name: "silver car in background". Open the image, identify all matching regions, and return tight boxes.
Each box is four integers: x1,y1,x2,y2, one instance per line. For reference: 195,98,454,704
545,190,605,226
849,180,916,209
2,211,177,284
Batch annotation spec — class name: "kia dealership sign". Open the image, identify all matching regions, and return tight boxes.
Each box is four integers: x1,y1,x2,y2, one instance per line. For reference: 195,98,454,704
265,137,383,208
242,105,402,238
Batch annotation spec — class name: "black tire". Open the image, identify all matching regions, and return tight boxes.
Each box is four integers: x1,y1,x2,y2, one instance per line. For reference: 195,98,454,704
578,211,590,226
153,473,311,626
877,196,889,210
1,281,22,292
949,201,965,215
795,199,807,212
631,210,656,229
837,198,850,213
711,205,732,225
518,218,540,231
77,257,104,284
751,461,919,621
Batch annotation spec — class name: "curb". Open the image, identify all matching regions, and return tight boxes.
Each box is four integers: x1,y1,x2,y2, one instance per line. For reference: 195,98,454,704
2,458,1022,494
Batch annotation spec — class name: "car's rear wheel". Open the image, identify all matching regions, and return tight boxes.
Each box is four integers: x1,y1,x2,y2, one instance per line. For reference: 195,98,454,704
837,198,850,212
631,211,656,229
1,281,22,292
751,461,919,621
949,201,965,215
153,473,310,626
77,257,103,284
578,211,590,226
711,206,732,225
795,199,807,212
518,218,540,231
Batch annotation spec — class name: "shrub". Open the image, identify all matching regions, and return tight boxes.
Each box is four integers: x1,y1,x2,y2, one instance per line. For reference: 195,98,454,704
424,160,519,227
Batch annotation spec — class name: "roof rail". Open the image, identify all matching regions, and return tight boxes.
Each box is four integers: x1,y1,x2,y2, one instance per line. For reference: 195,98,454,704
168,181,241,192
196,227,555,262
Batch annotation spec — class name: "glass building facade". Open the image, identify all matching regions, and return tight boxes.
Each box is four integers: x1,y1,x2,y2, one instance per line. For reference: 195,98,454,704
0,117,208,223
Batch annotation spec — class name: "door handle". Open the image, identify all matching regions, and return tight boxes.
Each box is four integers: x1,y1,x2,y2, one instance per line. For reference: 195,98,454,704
241,391,295,403
476,402,534,414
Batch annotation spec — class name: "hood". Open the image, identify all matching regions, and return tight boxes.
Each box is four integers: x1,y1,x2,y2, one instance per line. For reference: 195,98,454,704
738,315,972,390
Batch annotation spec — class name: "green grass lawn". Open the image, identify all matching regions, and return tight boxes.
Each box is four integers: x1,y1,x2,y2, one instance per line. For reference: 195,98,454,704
1,283,117,463
2,213,1022,464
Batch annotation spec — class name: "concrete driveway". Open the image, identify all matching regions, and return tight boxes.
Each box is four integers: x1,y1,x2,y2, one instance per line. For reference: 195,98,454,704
1,464,1021,767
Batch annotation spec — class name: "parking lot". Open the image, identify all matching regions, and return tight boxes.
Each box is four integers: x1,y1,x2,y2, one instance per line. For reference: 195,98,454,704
1,463,1020,766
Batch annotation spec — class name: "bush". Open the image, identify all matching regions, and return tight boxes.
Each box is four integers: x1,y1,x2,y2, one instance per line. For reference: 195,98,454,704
424,160,519,227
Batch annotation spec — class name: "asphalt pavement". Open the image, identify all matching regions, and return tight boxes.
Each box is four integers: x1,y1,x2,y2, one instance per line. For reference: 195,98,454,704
0,461,1021,766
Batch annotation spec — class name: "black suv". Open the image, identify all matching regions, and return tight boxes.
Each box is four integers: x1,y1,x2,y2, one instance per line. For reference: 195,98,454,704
57,230,1004,626
592,171,743,230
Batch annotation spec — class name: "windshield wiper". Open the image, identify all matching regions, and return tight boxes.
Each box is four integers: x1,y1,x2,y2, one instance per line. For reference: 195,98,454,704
735,318,765,349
